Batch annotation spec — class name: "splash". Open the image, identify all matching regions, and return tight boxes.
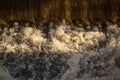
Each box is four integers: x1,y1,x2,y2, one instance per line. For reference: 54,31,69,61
0,22,120,80
0,24,107,54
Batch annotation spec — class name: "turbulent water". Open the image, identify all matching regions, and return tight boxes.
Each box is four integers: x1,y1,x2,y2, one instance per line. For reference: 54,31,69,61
0,22,120,80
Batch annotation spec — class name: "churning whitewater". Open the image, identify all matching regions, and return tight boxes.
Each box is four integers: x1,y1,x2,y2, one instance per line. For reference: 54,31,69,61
0,21,120,80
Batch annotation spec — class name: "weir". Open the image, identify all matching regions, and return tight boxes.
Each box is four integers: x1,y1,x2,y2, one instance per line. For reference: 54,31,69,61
0,1,120,80
0,0,120,22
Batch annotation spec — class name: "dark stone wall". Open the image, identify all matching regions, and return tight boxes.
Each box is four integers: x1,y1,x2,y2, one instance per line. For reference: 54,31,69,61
0,0,120,22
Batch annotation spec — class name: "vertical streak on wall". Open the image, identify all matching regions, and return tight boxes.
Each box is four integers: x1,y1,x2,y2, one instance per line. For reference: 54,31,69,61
97,0,104,21
87,0,93,21
55,0,61,20
9,0,15,20
103,0,111,21
110,0,118,22
56,0,61,20
60,0,65,19
48,0,53,19
80,0,88,21
71,0,80,19
48,0,60,20
29,0,36,22
64,0,71,20
117,0,120,20
40,1,49,22
88,0,100,21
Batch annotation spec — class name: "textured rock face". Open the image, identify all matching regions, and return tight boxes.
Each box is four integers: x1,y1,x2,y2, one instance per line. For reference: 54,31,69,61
0,0,120,22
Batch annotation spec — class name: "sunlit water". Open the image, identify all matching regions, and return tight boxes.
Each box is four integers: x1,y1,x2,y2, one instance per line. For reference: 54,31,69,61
0,23,120,80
